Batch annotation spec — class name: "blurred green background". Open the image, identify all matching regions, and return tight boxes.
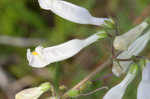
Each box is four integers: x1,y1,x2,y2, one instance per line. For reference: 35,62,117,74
0,0,150,99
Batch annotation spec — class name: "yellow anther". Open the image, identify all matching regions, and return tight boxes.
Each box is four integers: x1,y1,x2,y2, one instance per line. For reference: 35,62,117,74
32,52,39,55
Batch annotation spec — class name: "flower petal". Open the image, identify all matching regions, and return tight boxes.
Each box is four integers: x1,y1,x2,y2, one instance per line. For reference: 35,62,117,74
137,62,150,99
113,21,148,51
112,30,150,76
104,64,138,99
27,32,105,68
38,0,109,26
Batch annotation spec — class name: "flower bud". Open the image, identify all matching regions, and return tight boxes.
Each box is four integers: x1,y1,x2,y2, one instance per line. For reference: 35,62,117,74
15,82,51,99
38,0,110,26
113,21,148,51
66,89,80,97
112,30,150,76
103,63,138,99
46,96,59,99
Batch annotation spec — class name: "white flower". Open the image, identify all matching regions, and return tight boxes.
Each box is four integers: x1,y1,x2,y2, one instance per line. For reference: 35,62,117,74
113,21,148,51
15,82,51,99
103,64,138,99
112,30,150,76
27,32,107,68
137,62,150,99
38,0,110,26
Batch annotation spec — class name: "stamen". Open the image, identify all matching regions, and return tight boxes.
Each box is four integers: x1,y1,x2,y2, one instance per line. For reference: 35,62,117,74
32,52,39,55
